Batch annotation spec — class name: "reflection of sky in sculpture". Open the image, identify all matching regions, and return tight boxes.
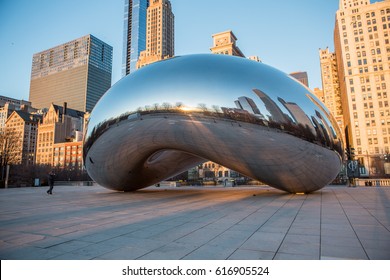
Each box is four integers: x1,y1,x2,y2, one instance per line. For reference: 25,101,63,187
87,54,333,141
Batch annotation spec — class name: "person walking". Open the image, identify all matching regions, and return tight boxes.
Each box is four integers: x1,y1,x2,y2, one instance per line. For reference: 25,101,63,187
47,170,56,195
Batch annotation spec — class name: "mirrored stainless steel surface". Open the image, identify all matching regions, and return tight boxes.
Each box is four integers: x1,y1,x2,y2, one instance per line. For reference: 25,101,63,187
84,54,343,193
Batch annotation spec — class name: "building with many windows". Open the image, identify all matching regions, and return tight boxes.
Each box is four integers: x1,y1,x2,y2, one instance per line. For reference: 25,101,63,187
35,103,84,166
319,48,346,144
53,141,83,169
136,0,174,69
0,96,37,133
4,110,41,165
29,34,112,112
0,95,31,108
332,0,390,176
122,0,149,76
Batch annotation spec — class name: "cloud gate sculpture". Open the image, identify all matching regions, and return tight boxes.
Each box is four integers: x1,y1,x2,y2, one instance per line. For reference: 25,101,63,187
83,54,343,193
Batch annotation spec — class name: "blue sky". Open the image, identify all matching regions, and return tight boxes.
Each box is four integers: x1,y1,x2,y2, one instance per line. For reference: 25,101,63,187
0,0,380,101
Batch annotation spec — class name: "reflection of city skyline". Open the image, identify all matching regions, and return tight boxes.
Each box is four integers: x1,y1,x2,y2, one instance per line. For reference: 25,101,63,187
278,97,316,134
234,96,265,119
229,88,341,152
252,89,290,123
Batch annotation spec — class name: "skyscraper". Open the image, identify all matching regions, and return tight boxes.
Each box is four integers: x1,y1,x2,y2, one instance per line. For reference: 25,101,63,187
333,0,390,176
319,47,345,143
122,0,149,76
136,0,174,69
29,34,112,112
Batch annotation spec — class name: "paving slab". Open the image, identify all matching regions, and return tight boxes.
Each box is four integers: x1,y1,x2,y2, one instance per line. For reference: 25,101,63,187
0,184,390,260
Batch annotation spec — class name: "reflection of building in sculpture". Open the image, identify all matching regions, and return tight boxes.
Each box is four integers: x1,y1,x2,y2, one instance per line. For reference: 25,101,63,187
35,103,84,166
235,96,265,119
290,71,309,87
253,89,290,123
319,47,345,144
29,35,112,112
332,0,390,176
136,0,174,69
122,0,149,76
306,94,340,147
4,110,41,165
278,97,315,133
315,110,335,147
210,30,245,57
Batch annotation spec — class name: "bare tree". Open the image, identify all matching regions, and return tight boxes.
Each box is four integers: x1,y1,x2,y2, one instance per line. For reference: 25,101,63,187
198,103,208,112
0,130,23,166
162,102,172,110
0,130,23,185
175,102,183,109
212,105,221,113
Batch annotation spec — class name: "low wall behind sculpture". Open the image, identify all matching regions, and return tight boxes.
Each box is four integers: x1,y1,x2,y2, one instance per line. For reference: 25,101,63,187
55,181,96,186
355,179,390,187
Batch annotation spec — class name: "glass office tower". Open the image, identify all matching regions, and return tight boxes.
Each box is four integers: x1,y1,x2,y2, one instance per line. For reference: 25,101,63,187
122,0,149,76
29,34,112,112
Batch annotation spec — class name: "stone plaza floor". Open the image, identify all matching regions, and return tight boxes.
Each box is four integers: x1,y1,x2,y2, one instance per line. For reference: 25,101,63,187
0,184,389,260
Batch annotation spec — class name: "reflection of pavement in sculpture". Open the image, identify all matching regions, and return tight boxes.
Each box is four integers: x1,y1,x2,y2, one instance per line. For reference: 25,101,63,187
84,54,343,193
